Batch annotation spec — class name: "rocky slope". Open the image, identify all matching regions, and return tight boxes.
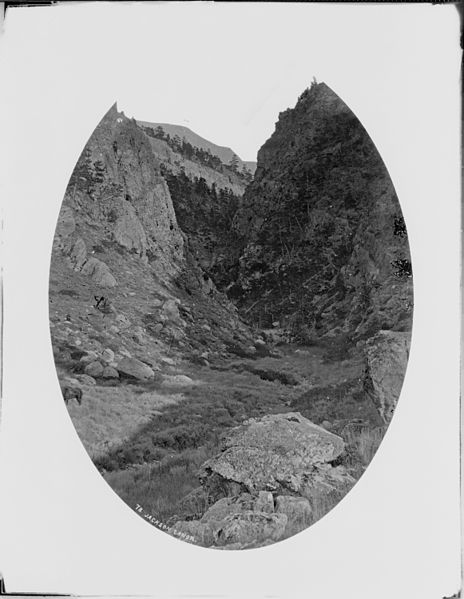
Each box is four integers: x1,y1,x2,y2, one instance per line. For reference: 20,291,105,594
50,103,257,392
138,122,253,196
137,121,256,175
50,84,413,549
231,83,413,344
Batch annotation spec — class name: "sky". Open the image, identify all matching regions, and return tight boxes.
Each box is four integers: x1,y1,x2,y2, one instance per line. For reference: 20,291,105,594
0,3,461,598
2,1,455,162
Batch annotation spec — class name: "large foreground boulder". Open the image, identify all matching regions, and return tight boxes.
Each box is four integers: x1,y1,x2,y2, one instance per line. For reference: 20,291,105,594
172,412,355,549
200,412,347,499
364,330,411,424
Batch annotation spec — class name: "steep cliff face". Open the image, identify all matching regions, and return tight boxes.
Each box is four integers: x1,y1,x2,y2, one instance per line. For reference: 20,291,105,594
50,104,254,377
233,83,412,342
54,103,184,283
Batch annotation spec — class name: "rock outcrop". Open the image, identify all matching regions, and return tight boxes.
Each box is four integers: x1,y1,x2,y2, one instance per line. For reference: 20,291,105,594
172,412,354,548
200,412,347,498
50,103,255,385
231,82,413,343
56,105,185,279
363,330,411,423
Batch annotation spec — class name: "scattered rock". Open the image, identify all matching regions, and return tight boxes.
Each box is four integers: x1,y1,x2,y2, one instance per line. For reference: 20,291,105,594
161,374,197,387
101,348,115,364
131,326,145,344
102,366,119,379
61,385,83,405
201,494,255,525
215,512,287,547
161,299,182,325
117,356,155,381
115,314,131,329
84,360,104,378
81,257,117,288
160,356,176,366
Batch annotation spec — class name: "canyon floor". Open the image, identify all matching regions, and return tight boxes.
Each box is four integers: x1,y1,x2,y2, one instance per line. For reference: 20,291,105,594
59,328,383,535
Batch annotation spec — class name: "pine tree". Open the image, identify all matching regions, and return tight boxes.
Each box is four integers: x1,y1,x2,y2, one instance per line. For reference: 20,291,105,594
230,153,240,172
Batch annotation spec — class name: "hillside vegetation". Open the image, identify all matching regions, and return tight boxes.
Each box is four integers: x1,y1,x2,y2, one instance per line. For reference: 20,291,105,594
50,82,412,549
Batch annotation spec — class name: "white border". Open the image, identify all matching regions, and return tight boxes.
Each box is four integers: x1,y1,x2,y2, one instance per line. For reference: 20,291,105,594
0,3,461,598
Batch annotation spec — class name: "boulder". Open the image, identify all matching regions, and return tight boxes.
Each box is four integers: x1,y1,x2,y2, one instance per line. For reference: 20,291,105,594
131,326,145,344
117,356,154,381
201,494,255,525
215,511,287,547
101,348,115,364
364,330,410,424
81,257,117,288
115,314,131,329
160,356,176,366
102,366,119,379
161,374,196,387
84,360,104,378
161,299,182,325
200,412,346,498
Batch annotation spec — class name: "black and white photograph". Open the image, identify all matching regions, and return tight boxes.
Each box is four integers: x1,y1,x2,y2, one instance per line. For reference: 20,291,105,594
0,2,461,597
